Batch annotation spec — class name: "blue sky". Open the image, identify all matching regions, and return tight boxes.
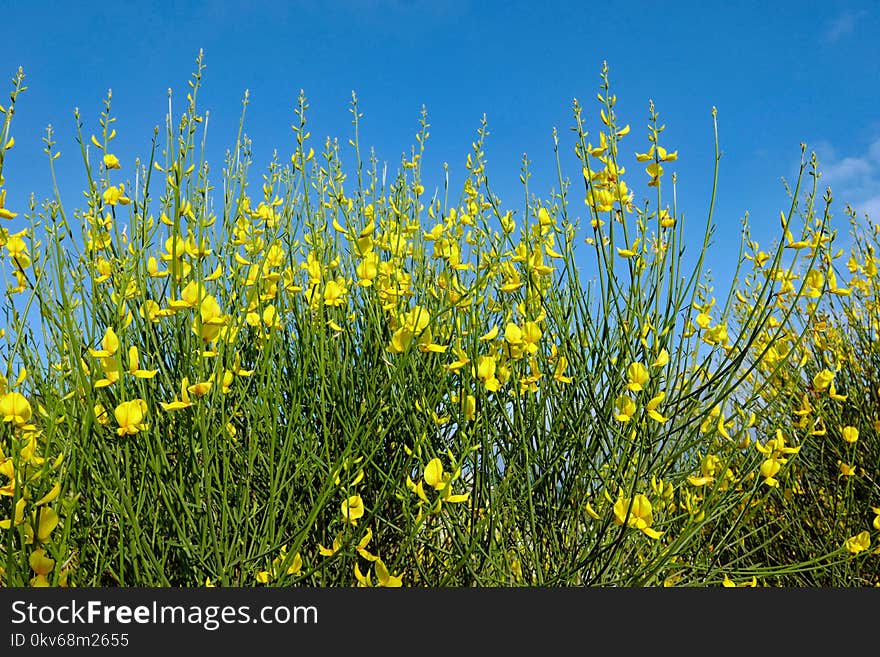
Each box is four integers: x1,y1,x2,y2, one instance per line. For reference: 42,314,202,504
3,0,879,291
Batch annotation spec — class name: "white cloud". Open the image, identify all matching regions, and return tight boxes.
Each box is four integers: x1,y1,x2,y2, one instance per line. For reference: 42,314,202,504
817,138,880,221
822,156,873,185
856,195,880,221
824,10,867,43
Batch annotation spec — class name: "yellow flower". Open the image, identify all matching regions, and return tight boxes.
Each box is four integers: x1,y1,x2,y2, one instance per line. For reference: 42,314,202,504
812,369,834,391
626,362,649,391
553,355,573,384
419,457,469,507
828,383,847,402
94,354,121,388
262,305,282,330
161,377,193,411
29,546,55,586
480,325,499,341
658,209,675,228
103,153,121,169
323,278,347,306
454,394,475,422
504,322,523,346
844,531,870,555
36,483,61,507
193,294,226,343
388,326,414,354
0,188,18,219
403,306,431,334
0,497,26,528
89,326,120,358
318,532,343,557
275,545,303,576
755,430,800,460
285,552,303,576
424,458,446,490
0,391,32,426
703,324,728,346
645,162,663,186
475,354,501,392
214,369,235,394
354,562,372,587
537,207,553,227
613,493,663,539
646,392,668,423
617,239,640,258
406,475,429,503
169,280,205,309
688,474,714,487
760,458,782,487
375,558,403,587
651,348,669,368
614,395,636,422
355,528,378,561
342,494,365,525
187,380,212,398
6,232,31,268
841,426,859,444
93,256,112,283
114,399,148,436
93,403,110,425
522,322,541,354
101,183,130,206
29,548,55,578
656,146,677,161
26,507,60,544
127,346,158,379
722,575,757,588
356,252,379,285
416,327,447,354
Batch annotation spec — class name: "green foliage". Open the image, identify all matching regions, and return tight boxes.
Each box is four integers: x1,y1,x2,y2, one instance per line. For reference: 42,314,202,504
0,55,876,587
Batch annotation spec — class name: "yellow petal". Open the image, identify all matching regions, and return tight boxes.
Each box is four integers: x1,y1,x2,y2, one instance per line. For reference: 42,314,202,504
375,558,403,587
36,483,61,506
479,325,499,341
36,507,60,542
641,526,663,539
424,458,444,490
652,348,669,368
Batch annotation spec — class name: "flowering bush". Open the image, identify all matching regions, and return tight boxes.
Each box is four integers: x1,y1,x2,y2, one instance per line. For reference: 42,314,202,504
0,54,876,587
